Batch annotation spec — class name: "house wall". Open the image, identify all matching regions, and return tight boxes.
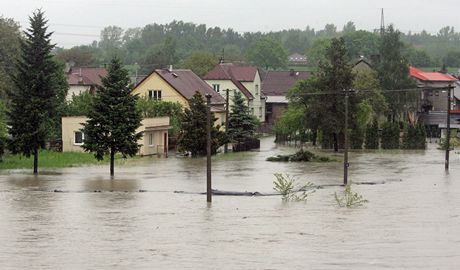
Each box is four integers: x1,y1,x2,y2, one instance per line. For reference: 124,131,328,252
132,72,189,107
62,116,170,156
67,85,90,101
419,81,453,111
266,103,288,125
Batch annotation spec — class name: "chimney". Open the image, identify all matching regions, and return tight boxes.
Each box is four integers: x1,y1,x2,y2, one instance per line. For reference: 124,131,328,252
78,68,83,84
168,65,173,72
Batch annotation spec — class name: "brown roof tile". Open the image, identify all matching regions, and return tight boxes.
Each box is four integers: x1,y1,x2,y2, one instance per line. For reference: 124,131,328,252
203,63,256,99
67,67,107,86
261,71,310,96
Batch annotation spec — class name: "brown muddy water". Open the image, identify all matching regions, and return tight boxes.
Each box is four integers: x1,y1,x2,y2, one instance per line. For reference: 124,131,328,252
0,137,459,269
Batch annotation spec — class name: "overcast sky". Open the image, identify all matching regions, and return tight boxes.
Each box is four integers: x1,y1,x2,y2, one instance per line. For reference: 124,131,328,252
1,0,459,48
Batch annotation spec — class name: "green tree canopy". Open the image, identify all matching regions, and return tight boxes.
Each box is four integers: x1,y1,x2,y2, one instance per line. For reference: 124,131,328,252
0,16,21,100
227,91,259,143
82,57,143,176
176,92,224,156
8,10,63,174
246,37,288,70
183,51,218,77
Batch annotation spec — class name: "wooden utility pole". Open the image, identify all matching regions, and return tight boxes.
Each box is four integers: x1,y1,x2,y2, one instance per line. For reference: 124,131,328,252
445,85,452,171
343,90,352,185
205,93,213,202
224,89,230,153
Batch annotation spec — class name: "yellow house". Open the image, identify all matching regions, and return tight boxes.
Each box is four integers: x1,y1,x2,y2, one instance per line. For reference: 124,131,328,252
132,68,227,126
61,116,170,156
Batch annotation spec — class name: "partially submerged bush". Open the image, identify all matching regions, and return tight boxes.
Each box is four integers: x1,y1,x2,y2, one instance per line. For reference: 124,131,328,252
334,184,368,207
267,149,332,162
273,173,314,202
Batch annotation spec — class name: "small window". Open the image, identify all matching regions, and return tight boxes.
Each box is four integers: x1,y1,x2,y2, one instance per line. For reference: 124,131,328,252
255,84,259,95
259,107,262,117
212,84,220,93
148,90,162,100
149,133,154,146
74,131,84,145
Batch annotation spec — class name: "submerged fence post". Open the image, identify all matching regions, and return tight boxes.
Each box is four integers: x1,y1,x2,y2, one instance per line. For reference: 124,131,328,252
206,93,213,202
343,90,349,185
224,89,229,153
445,84,453,171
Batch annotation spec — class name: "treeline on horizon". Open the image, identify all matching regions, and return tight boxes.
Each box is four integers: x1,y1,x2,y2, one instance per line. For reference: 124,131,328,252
53,20,460,73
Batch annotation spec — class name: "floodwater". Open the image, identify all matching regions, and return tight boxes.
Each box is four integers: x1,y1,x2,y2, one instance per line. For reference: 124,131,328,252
0,137,459,270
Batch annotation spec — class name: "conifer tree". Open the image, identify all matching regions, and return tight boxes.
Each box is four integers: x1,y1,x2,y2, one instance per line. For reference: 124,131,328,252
176,92,224,156
82,57,142,176
227,91,258,143
8,10,61,174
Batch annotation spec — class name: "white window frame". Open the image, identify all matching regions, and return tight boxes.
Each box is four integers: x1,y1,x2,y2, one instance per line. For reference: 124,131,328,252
148,90,162,100
74,131,84,145
212,84,220,93
255,84,259,95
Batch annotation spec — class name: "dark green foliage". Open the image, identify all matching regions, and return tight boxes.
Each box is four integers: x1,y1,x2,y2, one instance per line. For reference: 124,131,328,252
136,97,182,136
65,91,94,116
377,25,416,121
82,57,143,175
0,100,7,161
381,122,400,149
402,124,426,149
7,10,63,174
0,16,21,100
227,91,259,143
350,127,365,149
176,92,225,156
365,119,379,149
443,50,460,67
246,37,288,70
182,51,218,77
266,149,332,162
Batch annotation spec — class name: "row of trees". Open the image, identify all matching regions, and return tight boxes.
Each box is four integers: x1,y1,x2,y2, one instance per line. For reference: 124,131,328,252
51,20,460,77
276,25,427,151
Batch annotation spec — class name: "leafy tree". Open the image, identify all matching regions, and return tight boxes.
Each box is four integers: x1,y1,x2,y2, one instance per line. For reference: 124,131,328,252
140,36,178,73
227,91,259,143
404,47,434,67
65,91,94,116
273,106,306,144
183,51,218,77
377,25,416,122
246,37,288,70
0,101,7,160
306,38,331,67
176,92,224,156
342,21,356,34
343,30,380,60
8,10,62,174
402,123,426,149
55,45,96,67
136,97,182,136
0,16,21,100
365,118,379,149
443,50,460,67
381,122,400,149
82,57,143,176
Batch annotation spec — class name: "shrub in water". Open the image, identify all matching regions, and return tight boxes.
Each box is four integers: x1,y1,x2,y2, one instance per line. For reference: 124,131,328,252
334,184,368,207
273,173,314,202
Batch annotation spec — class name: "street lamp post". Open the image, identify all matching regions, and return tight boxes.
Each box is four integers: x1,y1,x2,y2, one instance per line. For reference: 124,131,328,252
205,93,213,202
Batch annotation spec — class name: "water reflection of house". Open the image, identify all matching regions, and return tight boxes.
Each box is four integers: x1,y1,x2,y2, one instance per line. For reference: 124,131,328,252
261,70,310,126
203,63,265,122
410,67,460,132
61,116,170,156
65,66,107,101
132,67,226,125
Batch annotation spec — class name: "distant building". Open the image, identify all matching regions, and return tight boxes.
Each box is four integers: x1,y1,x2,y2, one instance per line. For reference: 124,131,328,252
204,63,266,122
262,70,310,126
61,116,170,156
65,67,107,101
352,58,373,73
410,67,460,130
288,53,307,66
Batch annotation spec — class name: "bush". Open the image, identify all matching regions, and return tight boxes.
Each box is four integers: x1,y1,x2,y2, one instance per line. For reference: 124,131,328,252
381,122,400,149
334,184,368,207
273,173,314,202
365,119,379,149
402,124,426,149
266,149,332,162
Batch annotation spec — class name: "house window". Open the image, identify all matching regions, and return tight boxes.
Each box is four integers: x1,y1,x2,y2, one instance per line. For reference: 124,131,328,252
149,133,154,146
212,84,220,93
148,90,162,100
255,84,259,95
259,107,262,117
74,131,84,145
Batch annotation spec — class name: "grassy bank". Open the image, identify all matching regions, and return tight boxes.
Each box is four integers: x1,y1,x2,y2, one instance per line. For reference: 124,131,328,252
0,150,114,170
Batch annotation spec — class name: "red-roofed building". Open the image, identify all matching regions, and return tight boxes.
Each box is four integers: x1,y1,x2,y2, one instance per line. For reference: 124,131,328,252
262,70,311,125
66,67,107,101
203,63,266,122
410,67,460,129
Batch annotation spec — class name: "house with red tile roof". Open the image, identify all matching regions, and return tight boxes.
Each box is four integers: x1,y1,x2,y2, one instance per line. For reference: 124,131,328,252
203,63,266,122
262,70,310,125
132,68,226,125
410,67,460,129
65,67,107,101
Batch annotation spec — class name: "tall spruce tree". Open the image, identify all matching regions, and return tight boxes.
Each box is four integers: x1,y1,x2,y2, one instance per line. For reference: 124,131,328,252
82,57,142,176
8,10,60,174
176,92,224,156
227,91,258,143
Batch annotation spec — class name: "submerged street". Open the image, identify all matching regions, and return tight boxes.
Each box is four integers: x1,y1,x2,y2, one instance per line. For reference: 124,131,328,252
0,137,459,269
